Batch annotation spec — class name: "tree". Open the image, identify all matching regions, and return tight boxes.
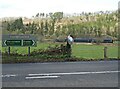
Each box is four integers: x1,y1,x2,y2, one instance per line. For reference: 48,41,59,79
25,22,37,34
53,12,63,21
15,18,24,30
40,13,45,18
2,21,10,31
49,21,55,35
36,13,39,17
44,20,48,35
40,21,44,36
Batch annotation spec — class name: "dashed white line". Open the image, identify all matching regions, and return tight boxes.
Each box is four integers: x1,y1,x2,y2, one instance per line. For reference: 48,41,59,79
28,71,119,76
2,71,119,79
25,76,60,79
2,74,16,78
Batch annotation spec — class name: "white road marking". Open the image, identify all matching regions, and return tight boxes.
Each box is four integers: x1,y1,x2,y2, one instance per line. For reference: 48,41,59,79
2,71,119,79
1,74,16,78
25,76,60,79
28,71,119,76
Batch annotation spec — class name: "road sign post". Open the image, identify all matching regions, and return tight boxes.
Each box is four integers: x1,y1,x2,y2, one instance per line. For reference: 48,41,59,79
8,47,10,55
28,47,30,56
2,35,37,56
3,40,35,47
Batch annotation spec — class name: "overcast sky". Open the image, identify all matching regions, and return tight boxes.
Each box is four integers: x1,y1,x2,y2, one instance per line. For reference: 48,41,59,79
0,0,119,18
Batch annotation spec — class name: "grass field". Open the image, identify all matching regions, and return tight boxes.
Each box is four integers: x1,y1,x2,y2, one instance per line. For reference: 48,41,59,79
1,42,118,59
72,44,118,59
2,42,58,54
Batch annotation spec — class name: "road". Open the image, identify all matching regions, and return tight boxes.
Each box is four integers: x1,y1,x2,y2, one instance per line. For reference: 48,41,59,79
2,61,119,87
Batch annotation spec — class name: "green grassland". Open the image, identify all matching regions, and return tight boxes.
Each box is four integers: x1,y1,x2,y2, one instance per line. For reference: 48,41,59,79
72,44,118,59
1,42,118,59
2,42,57,54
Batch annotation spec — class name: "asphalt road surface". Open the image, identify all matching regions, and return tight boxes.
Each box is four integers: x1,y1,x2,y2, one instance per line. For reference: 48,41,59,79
2,61,119,87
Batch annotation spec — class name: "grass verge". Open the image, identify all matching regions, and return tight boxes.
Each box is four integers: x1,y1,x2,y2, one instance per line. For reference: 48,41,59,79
1,42,119,63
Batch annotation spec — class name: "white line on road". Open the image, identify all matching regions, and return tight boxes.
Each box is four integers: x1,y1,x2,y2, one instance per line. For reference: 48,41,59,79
1,74,16,78
28,71,119,76
25,76,60,79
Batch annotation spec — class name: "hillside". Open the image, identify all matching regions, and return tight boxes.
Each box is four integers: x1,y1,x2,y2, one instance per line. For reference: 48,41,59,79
1,11,118,41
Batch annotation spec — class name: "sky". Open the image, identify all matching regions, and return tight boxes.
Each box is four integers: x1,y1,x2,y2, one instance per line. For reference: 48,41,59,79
0,0,119,18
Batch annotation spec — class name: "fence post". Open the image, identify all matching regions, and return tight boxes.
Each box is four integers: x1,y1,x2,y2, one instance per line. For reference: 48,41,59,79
104,46,107,60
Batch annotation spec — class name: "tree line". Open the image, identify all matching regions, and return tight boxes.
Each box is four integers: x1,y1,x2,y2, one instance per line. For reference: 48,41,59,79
2,11,118,41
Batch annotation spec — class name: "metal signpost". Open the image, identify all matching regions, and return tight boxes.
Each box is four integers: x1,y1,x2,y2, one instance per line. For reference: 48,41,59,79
2,35,37,56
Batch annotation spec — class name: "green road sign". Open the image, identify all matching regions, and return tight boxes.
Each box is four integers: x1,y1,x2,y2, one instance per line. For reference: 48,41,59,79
4,40,35,46
23,40,35,46
2,35,37,47
4,40,22,46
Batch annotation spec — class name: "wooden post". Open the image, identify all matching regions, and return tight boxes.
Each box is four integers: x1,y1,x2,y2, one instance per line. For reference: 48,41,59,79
28,47,30,56
104,47,107,60
8,47,10,55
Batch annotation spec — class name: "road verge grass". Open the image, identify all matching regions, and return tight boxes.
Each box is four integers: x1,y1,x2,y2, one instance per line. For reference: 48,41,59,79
1,43,119,63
